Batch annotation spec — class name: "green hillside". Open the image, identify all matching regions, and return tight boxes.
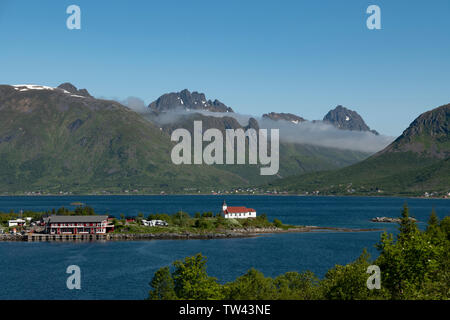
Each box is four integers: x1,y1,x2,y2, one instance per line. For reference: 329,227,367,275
0,84,371,194
146,112,371,184
0,85,249,194
268,103,450,197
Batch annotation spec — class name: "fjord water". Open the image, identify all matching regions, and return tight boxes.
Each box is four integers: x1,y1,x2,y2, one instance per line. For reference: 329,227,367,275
0,195,448,300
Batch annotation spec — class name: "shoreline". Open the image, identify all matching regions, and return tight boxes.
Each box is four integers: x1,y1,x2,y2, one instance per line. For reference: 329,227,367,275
0,194,447,200
0,226,382,242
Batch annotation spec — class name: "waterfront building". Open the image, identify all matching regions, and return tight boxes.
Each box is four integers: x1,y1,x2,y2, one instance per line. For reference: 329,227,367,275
44,215,110,235
221,201,257,219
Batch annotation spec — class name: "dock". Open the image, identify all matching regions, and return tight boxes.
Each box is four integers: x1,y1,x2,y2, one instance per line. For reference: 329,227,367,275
25,233,108,242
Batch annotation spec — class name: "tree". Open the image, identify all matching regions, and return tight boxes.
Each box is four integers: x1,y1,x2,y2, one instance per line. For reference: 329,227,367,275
427,208,439,226
195,218,212,230
439,216,450,241
398,203,418,241
172,254,223,300
375,205,447,299
321,249,386,300
173,211,191,227
223,268,277,300
274,271,321,300
215,215,226,227
273,219,283,228
148,266,177,300
425,208,443,243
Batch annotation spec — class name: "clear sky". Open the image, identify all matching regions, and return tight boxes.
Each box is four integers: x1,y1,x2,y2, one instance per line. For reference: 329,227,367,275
0,0,449,136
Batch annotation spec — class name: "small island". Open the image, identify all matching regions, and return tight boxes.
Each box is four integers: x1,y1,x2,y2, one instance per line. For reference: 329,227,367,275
371,216,417,223
0,204,380,242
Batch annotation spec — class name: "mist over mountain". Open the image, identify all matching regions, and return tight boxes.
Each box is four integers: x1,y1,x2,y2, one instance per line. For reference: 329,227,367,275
0,83,377,193
262,112,307,124
259,118,392,153
143,93,393,153
0,83,255,193
269,103,450,196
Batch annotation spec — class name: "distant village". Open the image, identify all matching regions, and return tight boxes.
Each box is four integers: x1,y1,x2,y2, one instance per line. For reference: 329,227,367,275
1,186,449,198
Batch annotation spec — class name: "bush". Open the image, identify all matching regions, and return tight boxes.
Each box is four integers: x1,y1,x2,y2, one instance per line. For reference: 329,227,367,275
147,206,450,300
273,219,283,228
195,218,212,230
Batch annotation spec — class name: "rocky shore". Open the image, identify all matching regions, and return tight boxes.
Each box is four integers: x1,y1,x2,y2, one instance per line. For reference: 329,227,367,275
0,226,380,242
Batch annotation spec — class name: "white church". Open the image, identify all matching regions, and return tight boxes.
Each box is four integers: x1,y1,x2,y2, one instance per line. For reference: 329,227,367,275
221,201,257,219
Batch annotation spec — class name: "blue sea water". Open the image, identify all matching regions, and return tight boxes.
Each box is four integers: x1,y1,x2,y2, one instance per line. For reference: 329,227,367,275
0,195,448,300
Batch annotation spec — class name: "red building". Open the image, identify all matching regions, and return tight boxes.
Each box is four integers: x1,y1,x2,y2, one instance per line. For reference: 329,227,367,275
221,201,257,219
44,215,110,235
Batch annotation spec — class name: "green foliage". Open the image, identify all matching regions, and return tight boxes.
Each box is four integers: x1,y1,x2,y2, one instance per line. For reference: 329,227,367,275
439,216,450,241
194,218,213,230
0,85,372,194
273,219,283,228
269,151,450,196
73,206,96,216
398,203,418,240
223,269,277,300
148,205,449,300
321,249,388,300
202,212,213,218
172,254,223,300
172,211,191,227
148,266,177,300
274,271,322,300
214,215,226,228
375,206,449,299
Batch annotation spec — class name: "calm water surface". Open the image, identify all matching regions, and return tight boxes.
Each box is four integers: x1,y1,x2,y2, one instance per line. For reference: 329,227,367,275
0,195,448,300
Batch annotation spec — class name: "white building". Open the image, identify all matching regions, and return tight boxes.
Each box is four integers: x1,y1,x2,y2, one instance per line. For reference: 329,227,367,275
221,201,256,219
8,219,26,227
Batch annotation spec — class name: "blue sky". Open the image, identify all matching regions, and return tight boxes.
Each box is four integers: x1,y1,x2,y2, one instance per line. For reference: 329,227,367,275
0,0,449,136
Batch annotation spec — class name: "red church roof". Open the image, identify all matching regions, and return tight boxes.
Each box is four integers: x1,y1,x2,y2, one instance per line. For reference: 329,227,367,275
224,206,256,214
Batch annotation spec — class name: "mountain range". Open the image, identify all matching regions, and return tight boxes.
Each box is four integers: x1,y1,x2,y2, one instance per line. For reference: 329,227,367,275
0,83,446,196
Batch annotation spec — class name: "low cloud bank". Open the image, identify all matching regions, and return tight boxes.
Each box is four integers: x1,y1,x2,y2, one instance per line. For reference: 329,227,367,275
131,105,394,153
259,118,394,153
120,97,148,113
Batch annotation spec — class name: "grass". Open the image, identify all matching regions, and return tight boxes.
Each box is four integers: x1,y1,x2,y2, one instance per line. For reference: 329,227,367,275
111,214,296,235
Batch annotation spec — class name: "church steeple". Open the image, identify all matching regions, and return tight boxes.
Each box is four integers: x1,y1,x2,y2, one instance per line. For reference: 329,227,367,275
222,200,227,212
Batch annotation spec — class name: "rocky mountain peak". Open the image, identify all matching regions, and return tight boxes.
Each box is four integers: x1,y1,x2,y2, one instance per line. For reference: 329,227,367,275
148,89,234,113
323,105,379,135
58,83,92,98
380,103,449,158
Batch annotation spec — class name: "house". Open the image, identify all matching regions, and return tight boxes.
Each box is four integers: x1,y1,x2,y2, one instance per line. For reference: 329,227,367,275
44,215,111,235
221,201,256,219
8,219,26,227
